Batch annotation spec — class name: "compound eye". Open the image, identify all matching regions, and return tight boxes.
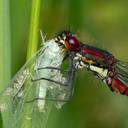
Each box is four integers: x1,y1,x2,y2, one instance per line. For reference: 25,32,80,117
69,37,77,45
66,36,80,51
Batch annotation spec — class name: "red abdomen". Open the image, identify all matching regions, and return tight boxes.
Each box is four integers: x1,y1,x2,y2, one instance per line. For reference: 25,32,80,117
110,78,128,96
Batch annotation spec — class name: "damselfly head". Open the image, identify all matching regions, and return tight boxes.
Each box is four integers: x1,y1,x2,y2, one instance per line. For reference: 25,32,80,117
55,30,80,51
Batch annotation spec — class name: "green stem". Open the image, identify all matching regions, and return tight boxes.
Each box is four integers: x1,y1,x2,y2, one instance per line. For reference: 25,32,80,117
27,0,41,59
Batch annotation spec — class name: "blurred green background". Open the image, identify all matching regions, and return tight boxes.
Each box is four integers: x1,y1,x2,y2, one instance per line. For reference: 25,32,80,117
1,0,128,128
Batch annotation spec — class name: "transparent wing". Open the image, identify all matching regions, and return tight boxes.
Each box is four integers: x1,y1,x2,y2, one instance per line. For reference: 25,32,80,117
0,39,74,128
115,60,128,87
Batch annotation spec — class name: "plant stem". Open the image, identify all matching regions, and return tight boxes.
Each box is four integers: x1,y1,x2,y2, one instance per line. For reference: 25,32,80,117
27,0,41,59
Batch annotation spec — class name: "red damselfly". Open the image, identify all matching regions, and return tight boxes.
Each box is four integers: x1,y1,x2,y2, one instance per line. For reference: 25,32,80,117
0,30,128,128
56,30,128,96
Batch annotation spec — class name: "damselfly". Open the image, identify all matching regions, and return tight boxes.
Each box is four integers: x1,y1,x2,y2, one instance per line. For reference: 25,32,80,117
57,30,128,96
1,30,128,128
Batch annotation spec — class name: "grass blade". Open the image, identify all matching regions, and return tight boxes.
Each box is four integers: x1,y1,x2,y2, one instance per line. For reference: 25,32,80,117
0,0,11,128
27,0,41,59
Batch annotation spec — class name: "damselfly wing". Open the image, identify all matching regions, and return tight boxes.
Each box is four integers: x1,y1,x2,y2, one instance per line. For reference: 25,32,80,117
114,60,128,94
0,37,76,128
